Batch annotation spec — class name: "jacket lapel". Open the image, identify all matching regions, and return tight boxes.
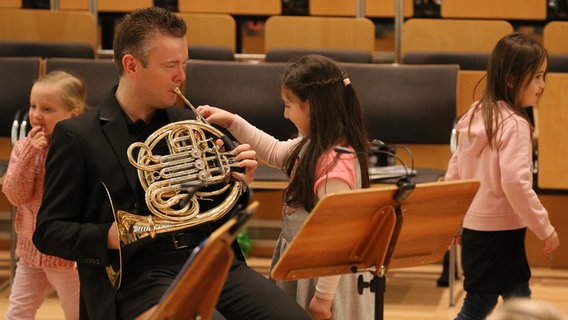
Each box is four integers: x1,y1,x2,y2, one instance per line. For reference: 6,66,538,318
99,96,140,198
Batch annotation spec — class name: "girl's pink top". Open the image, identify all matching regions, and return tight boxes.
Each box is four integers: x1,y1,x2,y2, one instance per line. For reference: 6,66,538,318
2,137,75,268
445,102,555,240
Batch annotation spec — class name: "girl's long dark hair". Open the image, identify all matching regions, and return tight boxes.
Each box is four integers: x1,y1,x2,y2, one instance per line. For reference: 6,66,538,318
282,55,370,211
471,32,548,146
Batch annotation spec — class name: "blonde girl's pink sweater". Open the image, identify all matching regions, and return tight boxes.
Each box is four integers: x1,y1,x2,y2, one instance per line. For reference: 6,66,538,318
2,137,75,268
445,102,555,240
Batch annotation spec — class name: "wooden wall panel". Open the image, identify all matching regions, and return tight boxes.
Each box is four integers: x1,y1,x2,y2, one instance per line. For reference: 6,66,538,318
537,73,568,190
441,0,547,20
402,19,513,56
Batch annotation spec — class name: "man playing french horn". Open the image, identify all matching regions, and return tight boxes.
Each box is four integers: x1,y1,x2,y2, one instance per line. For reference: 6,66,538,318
32,6,310,320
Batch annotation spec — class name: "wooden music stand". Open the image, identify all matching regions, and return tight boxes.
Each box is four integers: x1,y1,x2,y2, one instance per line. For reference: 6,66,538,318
144,202,258,320
271,180,479,320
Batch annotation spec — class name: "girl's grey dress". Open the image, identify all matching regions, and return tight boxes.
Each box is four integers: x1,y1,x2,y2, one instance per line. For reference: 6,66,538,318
269,164,374,320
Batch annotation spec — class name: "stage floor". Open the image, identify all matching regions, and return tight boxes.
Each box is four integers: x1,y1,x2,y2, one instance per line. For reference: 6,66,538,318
1,254,567,319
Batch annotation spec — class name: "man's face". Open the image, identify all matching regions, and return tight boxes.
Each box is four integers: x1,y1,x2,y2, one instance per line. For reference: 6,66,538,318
136,33,188,108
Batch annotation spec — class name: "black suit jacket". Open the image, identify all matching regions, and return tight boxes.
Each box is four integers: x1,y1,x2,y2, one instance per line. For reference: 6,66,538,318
33,89,245,319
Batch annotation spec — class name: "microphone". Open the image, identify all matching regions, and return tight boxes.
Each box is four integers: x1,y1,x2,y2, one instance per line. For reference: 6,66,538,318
368,140,415,201
369,139,415,179
334,143,415,202
334,145,412,181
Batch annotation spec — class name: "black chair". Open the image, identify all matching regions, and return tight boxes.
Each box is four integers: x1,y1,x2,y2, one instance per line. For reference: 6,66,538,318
265,48,373,63
188,45,235,61
402,51,489,71
0,57,41,138
44,58,119,108
184,60,296,141
341,63,459,145
0,41,95,59
548,54,568,73
340,63,459,185
184,60,458,151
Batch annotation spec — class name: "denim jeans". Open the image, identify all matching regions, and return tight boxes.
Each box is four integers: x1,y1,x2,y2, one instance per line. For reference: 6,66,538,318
455,282,531,320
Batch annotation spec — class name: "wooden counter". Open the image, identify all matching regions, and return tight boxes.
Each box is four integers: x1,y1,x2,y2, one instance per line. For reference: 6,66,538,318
178,0,281,16
441,0,547,20
309,0,413,18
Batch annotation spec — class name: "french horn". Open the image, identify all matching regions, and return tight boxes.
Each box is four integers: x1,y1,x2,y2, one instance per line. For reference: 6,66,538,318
106,88,245,289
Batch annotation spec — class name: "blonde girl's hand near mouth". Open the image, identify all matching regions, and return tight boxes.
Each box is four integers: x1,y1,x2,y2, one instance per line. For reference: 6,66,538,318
28,126,49,150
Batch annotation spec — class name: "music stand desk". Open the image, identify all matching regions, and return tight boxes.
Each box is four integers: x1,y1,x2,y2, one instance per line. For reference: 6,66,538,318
271,180,479,320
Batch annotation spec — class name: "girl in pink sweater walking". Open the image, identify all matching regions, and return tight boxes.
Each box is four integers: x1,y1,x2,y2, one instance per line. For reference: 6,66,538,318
2,71,86,320
447,32,560,320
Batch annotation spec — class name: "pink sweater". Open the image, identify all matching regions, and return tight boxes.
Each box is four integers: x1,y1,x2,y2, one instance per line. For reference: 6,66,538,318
2,138,75,268
445,102,555,240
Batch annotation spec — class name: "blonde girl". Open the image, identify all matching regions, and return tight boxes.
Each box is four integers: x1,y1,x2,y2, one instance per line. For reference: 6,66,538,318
2,71,86,320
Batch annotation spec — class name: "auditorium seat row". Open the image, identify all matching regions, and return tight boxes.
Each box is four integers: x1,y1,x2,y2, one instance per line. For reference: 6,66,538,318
0,0,553,21
1,57,458,169
0,10,238,53
2,55,568,190
3,7,568,60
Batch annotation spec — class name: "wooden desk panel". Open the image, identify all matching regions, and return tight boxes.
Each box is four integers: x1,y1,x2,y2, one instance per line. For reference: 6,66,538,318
0,9,97,50
404,144,450,171
0,137,13,253
441,0,546,20
402,19,513,56
178,0,281,15
0,0,19,8
97,0,152,12
544,21,568,55
309,0,413,18
60,0,89,10
0,138,12,161
309,0,353,16
264,16,375,53
457,70,485,117
525,194,568,268
537,73,568,190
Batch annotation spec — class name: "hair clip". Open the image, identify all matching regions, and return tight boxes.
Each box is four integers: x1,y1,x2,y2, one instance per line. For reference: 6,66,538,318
343,77,351,87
